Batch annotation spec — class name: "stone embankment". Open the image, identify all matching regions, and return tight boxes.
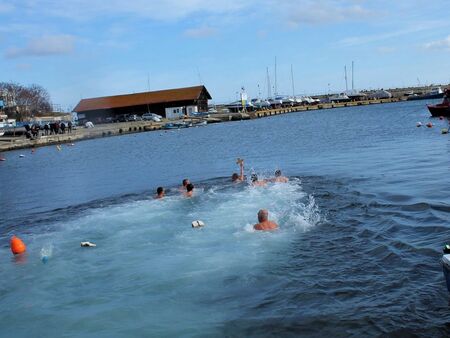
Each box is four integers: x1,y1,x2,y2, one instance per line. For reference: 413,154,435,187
0,97,405,152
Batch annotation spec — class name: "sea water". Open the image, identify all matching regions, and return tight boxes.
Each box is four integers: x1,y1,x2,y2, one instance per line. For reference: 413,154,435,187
0,100,449,336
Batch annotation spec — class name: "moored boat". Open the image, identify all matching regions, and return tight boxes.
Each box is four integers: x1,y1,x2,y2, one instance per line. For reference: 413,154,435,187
192,120,207,127
427,89,450,117
163,121,190,129
408,87,444,101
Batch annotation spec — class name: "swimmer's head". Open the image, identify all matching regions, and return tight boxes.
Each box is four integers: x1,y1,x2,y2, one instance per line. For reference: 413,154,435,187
186,183,194,192
182,178,190,187
251,174,258,182
258,209,268,222
275,170,281,177
157,187,164,195
231,173,239,181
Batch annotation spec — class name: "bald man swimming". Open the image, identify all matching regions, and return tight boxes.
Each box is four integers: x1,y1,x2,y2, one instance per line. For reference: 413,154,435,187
253,209,278,231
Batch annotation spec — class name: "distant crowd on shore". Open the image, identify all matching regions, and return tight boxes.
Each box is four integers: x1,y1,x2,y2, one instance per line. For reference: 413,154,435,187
154,158,288,231
24,121,73,139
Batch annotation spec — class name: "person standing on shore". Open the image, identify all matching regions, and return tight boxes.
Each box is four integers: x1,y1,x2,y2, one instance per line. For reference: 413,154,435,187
155,187,165,199
232,158,245,182
254,209,278,231
68,121,72,133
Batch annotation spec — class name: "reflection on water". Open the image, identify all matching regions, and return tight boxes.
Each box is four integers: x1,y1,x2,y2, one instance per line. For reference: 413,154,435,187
0,100,449,336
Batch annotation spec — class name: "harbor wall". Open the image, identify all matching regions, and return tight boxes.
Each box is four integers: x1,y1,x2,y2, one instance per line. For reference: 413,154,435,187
0,96,418,152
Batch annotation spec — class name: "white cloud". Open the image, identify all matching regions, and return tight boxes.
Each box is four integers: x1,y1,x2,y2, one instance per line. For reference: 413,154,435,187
15,63,32,71
337,21,450,47
424,35,450,50
270,0,375,27
23,0,251,21
0,2,14,13
5,35,75,58
183,26,216,38
376,46,396,54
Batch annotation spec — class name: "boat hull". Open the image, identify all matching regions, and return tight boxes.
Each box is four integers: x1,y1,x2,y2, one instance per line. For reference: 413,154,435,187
427,105,450,117
408,93,445,101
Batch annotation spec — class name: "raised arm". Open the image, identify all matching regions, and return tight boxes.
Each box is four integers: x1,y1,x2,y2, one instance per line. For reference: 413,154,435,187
239,160,244,181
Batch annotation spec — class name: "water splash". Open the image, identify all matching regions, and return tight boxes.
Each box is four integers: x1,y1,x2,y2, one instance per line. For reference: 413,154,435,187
40,244,53,263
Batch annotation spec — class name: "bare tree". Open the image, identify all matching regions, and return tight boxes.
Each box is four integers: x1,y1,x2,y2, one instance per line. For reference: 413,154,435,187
0,82,52,120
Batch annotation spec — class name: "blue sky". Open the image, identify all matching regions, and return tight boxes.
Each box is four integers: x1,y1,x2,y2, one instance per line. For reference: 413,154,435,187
1,0,450,109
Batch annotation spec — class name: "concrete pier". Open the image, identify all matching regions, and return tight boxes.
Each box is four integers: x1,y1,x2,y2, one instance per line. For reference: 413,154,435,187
0,97,406,152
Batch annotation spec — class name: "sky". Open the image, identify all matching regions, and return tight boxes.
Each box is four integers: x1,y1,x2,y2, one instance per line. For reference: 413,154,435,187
1,0,450,110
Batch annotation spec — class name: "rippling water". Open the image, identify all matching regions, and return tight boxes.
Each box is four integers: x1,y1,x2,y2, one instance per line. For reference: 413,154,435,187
0,100,449,337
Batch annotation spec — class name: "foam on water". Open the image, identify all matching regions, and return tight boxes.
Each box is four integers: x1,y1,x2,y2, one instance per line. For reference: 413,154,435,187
0,177,322,336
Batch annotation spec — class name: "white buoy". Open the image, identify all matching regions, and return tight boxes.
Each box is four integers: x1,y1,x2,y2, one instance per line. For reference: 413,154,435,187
80,241,96,247
416,122,422,127
191,220,205,228
19,154,25,158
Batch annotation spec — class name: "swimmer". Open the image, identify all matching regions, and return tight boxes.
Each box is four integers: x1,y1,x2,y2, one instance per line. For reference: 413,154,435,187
251,173,267,187
185,183,195,197
254,209,278,231
271,169,289,183
155,186,165,199
180,178,190,192
232,158,245,182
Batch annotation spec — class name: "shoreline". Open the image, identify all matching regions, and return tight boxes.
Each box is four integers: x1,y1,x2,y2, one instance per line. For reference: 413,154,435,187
0,97,417,153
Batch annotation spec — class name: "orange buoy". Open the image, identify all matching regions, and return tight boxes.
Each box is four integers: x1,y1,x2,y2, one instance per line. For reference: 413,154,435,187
426,122,433,128
10,235,26,255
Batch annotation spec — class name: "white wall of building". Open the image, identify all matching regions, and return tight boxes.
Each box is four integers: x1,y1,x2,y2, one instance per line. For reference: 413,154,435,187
165,106,184,119
186,105,198,116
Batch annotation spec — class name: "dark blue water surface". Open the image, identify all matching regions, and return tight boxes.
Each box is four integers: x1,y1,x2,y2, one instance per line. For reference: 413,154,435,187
1,100,449,337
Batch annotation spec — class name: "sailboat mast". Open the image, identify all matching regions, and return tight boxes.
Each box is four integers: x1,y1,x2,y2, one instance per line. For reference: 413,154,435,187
351,61,354,91
291,64,295,97
266,67,272,99
345,66,348,91
274,56,278,97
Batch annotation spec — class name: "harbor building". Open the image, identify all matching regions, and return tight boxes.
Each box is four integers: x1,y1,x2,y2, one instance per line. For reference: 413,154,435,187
73,85,212,123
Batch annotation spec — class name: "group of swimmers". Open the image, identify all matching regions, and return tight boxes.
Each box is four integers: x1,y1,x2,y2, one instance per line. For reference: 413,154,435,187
154,158,288,231
155,178,194,199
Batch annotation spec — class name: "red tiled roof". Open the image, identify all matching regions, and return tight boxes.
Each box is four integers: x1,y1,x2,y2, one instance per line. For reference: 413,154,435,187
73,85,211,112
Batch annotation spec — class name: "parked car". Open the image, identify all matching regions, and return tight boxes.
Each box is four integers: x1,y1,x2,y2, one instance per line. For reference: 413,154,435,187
116,114,128,122
142,113,162,121
190,111,210,118
127,114,141,122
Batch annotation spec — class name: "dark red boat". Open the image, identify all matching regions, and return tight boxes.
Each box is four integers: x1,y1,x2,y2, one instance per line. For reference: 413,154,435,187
427,89,450,117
